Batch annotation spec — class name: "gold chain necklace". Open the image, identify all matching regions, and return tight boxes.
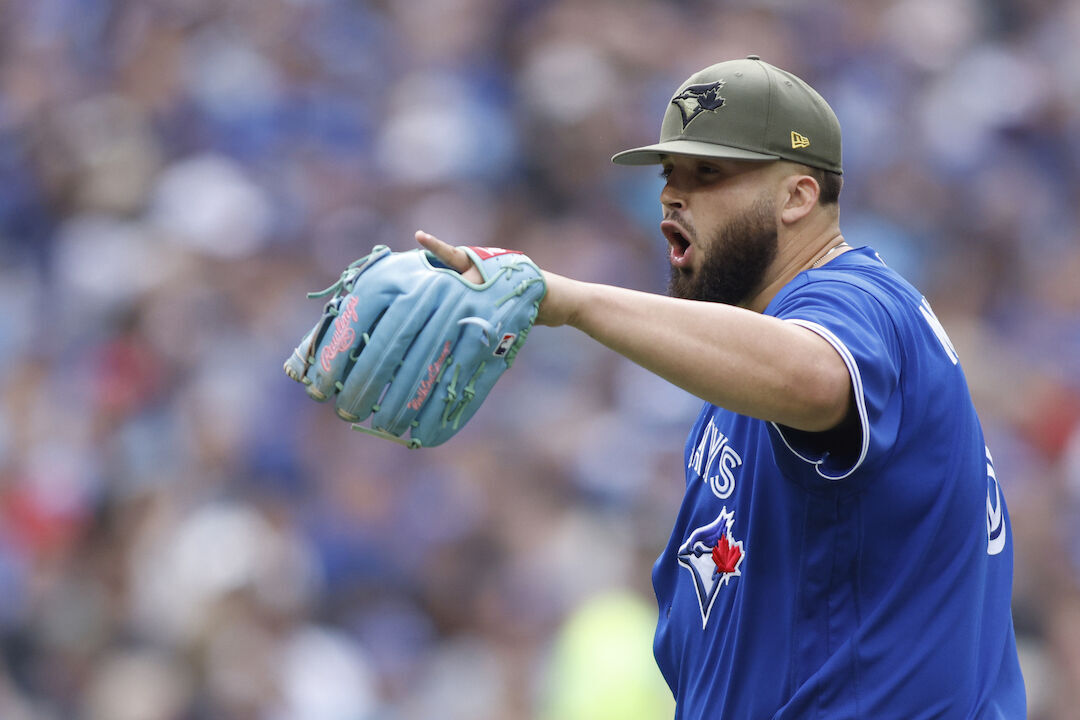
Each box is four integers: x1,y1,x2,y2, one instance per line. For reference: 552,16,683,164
811,242,850,269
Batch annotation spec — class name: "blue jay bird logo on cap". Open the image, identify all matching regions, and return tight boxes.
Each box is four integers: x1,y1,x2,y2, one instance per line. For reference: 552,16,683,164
671,80,726,129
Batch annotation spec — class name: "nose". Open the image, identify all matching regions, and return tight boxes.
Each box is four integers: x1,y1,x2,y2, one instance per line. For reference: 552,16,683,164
660,179,685,211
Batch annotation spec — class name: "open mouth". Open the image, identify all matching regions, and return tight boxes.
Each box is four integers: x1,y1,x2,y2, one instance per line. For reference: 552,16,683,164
660,219,692,265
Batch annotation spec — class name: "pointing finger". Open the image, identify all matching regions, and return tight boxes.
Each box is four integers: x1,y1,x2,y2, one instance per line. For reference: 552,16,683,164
415,231,472,273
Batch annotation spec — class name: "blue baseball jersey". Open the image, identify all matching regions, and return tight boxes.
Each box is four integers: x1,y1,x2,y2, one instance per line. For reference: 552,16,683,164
652,247,1025,719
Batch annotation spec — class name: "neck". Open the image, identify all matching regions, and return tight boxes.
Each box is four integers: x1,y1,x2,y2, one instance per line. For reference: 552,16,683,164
810,240,851,268
742,218,845,313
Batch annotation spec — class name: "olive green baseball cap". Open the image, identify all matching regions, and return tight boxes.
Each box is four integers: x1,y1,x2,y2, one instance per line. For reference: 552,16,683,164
612,55,842,174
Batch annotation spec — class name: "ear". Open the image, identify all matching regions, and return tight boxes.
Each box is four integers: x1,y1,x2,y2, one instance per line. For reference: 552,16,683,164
779,173,819,226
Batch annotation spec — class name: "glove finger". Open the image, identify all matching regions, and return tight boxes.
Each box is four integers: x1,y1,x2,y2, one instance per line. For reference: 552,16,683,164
308,300,402,403
334,279,449,423
303,292,394,402
370,296,468,436
410,321,507,446
304,247,438,401
283,319,323,385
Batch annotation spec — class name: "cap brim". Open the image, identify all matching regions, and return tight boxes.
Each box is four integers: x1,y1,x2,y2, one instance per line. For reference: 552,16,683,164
611,139,779,166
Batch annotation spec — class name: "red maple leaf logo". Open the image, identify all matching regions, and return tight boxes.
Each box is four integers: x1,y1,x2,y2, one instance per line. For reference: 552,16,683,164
711,534,742,575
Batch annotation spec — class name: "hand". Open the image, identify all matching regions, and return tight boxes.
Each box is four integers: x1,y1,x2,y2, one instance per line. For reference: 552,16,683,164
415,229,579,328
415,231,484,284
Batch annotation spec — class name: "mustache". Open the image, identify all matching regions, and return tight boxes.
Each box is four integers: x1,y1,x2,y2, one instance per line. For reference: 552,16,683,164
663,210,696,240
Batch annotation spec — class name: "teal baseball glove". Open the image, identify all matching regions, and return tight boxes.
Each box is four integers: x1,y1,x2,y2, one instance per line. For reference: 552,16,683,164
284,244,546,448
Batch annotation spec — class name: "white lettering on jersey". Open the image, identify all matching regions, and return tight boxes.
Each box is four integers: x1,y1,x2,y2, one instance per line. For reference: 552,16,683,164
986,446,1006,556
689,419,743,500
919,297,959,365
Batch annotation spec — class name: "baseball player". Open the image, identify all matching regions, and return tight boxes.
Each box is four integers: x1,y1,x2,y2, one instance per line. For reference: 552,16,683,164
415,57,1027,717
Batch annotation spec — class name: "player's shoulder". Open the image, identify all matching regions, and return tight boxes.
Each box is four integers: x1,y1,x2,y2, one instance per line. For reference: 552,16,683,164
771,246,920,316
806,246,915,294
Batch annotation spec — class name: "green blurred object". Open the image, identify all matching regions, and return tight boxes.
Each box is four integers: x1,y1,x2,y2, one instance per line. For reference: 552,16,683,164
540,591,676,720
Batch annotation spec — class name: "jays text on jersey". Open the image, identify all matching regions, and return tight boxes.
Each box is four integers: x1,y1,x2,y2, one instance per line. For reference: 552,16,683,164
651,247,1026,719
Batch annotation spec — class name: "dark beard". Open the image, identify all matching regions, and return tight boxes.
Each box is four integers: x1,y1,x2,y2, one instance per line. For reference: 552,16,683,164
667,196,778,306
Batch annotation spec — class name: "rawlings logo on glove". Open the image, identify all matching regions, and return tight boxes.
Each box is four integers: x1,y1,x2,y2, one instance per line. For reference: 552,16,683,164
409,341,452,412
284,242,546,448
320,295,359,372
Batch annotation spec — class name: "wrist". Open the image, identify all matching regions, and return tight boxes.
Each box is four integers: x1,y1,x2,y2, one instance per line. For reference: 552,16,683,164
535,271,581,328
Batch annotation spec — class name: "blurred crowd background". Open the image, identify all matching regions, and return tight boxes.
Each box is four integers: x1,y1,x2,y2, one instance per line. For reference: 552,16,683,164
0,0,1078,718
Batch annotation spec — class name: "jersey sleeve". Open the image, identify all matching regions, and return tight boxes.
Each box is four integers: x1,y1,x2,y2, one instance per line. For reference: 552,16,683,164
767,278,903,481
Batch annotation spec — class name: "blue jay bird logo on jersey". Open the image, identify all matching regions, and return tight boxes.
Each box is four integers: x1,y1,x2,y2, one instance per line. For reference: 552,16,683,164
677,507,745,628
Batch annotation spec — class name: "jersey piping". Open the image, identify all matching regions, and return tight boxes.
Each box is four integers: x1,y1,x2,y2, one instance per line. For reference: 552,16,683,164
770,318,871,481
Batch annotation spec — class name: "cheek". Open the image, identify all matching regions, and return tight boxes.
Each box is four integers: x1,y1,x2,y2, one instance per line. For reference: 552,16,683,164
695,218,723,257
695,204,729,241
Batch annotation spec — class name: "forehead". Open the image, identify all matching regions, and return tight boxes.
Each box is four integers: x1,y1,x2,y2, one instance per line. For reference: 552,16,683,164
660,154,781,179
661,153,773,168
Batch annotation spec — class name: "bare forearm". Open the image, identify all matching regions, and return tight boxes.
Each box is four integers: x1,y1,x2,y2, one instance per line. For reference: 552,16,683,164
411,233,849,431
539,273,850,431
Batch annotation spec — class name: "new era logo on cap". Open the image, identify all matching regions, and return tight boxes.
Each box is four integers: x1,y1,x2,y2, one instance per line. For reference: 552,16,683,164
791,131,810,149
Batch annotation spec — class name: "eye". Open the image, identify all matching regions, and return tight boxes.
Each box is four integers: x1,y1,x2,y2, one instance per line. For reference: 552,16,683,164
659,166,673,180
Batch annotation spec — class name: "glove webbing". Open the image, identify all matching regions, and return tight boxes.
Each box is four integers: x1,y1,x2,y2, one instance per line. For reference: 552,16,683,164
306,245,391,300
295,247,388,381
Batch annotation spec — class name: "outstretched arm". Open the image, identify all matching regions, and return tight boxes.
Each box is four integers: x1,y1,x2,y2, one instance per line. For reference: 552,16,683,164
416,231,851,433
